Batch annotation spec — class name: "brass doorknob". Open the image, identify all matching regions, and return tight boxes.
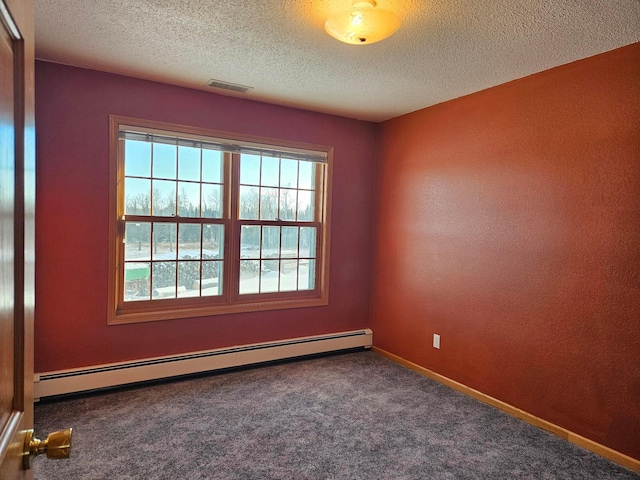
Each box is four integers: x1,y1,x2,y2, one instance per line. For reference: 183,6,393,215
23,428,73,470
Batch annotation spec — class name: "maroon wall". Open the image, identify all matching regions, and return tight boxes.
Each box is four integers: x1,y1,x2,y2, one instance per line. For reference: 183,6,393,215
371,43,640,459
35,62,376,372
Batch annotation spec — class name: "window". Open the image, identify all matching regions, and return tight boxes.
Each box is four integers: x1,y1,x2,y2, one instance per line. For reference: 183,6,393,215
108,116,332,324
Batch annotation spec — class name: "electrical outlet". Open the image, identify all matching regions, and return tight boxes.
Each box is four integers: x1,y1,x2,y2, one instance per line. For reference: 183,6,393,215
433,334,440,349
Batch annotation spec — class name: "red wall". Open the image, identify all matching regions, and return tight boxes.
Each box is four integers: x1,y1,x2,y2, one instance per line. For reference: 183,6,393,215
35,62,376,372
372,43,640,459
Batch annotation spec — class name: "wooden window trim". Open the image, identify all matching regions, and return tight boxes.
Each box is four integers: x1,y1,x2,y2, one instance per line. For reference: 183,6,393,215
107,115,332,325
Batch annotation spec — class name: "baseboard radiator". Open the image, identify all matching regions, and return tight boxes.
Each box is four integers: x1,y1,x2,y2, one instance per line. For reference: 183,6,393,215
34,328,373,400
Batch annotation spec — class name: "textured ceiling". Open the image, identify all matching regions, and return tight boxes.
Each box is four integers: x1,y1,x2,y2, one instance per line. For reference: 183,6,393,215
35,0,640,122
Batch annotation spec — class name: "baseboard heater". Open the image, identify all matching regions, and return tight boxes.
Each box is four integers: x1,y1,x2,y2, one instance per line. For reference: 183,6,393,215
34,328,373,400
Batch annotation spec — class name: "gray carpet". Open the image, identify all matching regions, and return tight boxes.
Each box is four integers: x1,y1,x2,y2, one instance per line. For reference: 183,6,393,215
33,351,639,479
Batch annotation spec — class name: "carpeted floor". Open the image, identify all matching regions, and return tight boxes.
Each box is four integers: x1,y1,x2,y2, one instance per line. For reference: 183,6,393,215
33,351,639,479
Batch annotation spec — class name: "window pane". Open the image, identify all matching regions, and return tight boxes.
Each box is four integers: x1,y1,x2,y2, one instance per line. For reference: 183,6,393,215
178,146,200,181
203,224,224,260
260,187,278,220
239,260,260,294
201,260,222,297
261,156,279,187
261,260,279,293
152,180,176,216
124,262,150,301
279,189,297,221
202,150,222,183
297,190,314,221
299,259,315,290
178,224,201,260
262,226,280,259
298,161,315,190
125,178,151,215
177,182,200,217
125,222,150,261
281,227,298,258
280,159,298,188
201,183,222,218
280,259,298,292
241,226,261,259
240,154,260,185
152,223,177,260
239,186,259,220
300,227,316,258
153,143,177,179
178,261,200,298
118,125,328,311
125,140,151,177
152,262,176,298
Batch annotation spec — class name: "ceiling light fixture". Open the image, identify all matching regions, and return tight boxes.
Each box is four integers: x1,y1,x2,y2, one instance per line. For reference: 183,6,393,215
325,0,401,45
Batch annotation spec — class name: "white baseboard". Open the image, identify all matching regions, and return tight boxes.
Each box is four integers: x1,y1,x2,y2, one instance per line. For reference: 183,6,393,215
35,329,373,400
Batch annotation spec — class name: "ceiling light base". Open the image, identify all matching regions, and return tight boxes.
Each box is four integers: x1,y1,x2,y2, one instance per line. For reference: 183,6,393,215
325,0,401,45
